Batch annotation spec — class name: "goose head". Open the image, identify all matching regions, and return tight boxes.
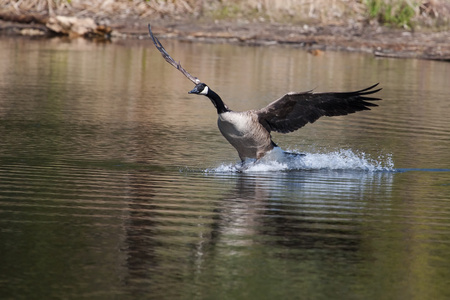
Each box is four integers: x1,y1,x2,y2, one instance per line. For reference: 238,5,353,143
188,83,229,114
188,83,209,95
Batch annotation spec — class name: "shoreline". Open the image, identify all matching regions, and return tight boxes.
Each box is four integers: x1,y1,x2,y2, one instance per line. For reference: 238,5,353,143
146,19,450,61
1,16,449,61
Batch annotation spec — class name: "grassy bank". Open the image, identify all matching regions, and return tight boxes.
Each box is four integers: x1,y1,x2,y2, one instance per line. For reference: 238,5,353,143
1,0,449,30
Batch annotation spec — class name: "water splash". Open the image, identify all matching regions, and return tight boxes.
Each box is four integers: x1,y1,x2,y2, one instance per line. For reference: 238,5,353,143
206,147,394,173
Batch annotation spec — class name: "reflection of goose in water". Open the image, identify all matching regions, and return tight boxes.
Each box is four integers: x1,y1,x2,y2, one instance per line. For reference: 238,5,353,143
200,171,394,253
148,24,382,162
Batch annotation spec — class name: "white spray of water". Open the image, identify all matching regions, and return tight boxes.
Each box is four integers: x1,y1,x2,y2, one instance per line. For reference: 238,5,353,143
206,147,394,173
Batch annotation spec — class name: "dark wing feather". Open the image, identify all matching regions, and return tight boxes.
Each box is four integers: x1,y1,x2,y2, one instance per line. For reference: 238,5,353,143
148,24,201,85
256,83,382,133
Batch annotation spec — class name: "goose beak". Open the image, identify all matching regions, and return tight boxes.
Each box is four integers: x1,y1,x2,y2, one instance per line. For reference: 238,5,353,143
188,86,200,94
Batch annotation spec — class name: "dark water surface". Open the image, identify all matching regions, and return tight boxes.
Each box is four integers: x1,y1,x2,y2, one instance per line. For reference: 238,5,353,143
1,37,450,299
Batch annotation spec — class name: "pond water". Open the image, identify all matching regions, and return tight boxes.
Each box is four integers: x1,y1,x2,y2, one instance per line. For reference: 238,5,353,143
0,36,449,299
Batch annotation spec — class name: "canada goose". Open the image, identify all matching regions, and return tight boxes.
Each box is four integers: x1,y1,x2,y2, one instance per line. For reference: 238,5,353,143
148,24,382,162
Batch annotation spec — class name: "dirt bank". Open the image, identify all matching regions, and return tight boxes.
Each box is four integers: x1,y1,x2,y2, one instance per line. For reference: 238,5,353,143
144,19,450,61
1,15,449,61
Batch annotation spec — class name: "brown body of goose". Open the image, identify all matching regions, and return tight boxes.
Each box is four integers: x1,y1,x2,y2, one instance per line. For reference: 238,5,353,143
148,24,382,161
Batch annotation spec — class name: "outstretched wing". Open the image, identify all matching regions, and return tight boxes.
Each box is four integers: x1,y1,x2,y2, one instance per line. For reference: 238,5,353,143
148,24,201,85
256,83,382,133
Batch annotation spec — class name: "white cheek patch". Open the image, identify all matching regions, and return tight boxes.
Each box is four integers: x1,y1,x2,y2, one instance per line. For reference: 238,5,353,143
200,86,209,95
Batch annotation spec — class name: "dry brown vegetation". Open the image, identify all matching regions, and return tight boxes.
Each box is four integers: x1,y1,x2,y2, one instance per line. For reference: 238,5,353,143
0,0,448,29
0,0,197,19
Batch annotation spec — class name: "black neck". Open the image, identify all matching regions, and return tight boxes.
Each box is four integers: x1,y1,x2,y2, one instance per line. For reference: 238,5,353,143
206,89,229,114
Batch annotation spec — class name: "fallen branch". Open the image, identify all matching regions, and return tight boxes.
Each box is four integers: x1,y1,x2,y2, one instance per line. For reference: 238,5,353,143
0,12,112,39
374,50,450,62
0,13,48,24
